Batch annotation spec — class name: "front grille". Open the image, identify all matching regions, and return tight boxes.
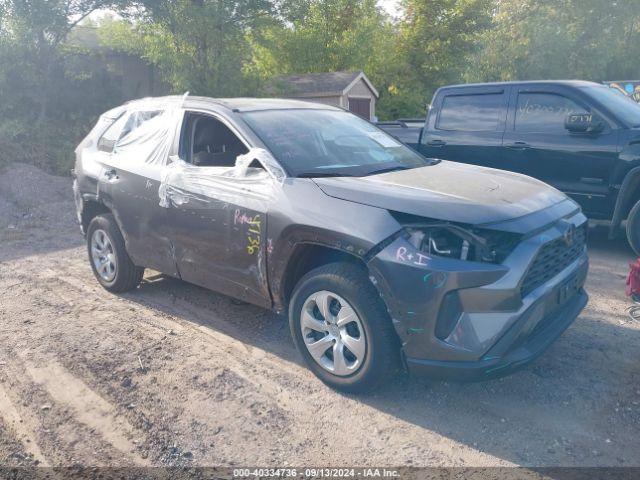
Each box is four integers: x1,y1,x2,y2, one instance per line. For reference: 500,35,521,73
520,224,586,298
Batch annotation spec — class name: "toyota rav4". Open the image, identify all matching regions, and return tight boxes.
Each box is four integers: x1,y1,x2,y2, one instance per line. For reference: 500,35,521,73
73,96,589,392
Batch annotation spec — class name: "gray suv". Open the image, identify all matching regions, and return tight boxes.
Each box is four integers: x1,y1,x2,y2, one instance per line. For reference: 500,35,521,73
73,96,588,392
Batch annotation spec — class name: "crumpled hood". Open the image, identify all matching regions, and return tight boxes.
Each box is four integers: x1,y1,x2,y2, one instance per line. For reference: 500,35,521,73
313,160,571,226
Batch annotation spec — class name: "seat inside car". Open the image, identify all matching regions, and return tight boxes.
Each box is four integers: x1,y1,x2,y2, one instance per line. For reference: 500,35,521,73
190,116,248,167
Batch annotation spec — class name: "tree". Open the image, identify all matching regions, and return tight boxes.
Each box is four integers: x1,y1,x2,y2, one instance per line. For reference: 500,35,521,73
393,0,493,114
101,0,275,96
468,0,640,82
246,0,399,117
0,0,121,123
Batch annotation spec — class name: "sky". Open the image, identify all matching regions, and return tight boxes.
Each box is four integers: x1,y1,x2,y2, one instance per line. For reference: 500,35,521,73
378,0,401,17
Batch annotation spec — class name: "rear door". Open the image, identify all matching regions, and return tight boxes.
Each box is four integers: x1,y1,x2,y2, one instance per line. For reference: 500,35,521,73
502,86,619,217
96,109,180,275
420,86,509,170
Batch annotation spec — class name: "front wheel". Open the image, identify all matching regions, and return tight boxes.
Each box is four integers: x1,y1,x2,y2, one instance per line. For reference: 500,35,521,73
627,199,640,255
289,262,400,393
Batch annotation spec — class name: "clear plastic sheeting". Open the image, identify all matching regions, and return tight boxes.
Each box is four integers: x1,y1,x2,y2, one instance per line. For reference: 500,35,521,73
113,108,182,166
158,155,276,210
234,148,286,182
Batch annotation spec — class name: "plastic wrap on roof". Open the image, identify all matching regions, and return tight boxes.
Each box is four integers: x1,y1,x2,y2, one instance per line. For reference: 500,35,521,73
158,150,279,210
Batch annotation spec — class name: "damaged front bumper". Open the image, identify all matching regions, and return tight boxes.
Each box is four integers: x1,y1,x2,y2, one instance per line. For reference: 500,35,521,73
367,211,588,381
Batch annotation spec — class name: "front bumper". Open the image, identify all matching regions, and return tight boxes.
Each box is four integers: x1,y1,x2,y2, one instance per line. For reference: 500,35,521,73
404,287,587,381
367,210,588,381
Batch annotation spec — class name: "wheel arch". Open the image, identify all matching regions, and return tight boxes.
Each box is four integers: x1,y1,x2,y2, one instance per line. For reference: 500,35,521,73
275,243,371,313
610,166,640,238
80,197,112,235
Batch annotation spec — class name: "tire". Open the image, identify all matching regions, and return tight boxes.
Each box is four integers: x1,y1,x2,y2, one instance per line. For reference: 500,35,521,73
289,262,400,393
86,213,144,293
627,199,640,255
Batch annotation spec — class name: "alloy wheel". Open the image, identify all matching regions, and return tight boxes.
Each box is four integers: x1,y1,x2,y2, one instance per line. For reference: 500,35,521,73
300,290,366,376
91,229,117,282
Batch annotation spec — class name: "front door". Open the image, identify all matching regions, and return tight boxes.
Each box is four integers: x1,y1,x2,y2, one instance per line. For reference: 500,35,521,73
162,111,275,307
502,87,619,217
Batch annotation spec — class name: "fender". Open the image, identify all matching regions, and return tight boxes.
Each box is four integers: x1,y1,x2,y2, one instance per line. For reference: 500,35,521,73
268,221,401,312
610,166,640,238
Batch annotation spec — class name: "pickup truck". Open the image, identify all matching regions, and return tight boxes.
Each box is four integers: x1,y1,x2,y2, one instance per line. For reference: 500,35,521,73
73,96,588,392
378,80,640,253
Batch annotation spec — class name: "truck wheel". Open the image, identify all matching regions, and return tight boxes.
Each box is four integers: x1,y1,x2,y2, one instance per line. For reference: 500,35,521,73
627,200,640,255
86,214,144,293
289,262,400,393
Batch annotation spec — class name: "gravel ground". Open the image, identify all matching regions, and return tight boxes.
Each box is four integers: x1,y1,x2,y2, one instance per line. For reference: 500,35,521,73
0,162,639,468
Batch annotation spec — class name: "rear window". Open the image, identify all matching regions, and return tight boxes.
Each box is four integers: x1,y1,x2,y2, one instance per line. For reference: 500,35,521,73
97,110,162,153
437,93,504,131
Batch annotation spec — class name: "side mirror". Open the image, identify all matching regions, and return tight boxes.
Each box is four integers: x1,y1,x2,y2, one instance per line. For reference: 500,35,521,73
565,112,604,134
235,152,267,177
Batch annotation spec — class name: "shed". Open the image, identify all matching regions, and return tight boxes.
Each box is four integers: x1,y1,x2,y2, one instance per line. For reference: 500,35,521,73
271,71,379,121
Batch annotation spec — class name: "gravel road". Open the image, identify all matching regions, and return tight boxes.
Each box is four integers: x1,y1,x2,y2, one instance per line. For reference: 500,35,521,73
0,163,638,468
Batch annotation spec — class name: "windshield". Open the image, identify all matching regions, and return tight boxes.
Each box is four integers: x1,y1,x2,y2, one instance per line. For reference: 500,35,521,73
581,85,640,127
241,109,433,177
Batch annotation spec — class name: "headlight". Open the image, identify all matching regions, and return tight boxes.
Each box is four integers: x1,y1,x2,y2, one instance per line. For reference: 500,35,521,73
405,223,520,263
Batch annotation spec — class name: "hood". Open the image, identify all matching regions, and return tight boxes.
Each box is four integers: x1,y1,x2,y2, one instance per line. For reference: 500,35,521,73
313,161,572,227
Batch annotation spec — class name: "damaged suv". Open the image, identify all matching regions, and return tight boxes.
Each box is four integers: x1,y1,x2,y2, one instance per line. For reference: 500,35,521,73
73,96,588,392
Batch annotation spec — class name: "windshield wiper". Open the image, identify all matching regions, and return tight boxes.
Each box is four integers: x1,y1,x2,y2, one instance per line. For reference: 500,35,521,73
296,171,356,178
366,166,409,176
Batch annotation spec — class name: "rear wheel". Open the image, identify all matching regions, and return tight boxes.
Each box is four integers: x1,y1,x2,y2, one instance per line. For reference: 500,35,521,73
289,262,400,393
627,199,640,255
86,214,144,292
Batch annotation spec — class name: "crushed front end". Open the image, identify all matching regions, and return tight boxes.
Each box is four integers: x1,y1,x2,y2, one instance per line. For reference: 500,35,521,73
367,202,589,381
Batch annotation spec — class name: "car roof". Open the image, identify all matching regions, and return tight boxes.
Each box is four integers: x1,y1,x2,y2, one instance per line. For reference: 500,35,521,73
123,95,341,113
439,80,603,90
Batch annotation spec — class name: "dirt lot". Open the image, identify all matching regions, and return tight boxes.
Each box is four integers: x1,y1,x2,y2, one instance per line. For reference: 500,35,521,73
0,162,639,468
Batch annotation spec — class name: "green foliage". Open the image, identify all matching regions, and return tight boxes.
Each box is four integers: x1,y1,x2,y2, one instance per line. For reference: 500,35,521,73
468,0,640,82
246,0,403,118
3,0,640,174
395,0,493,107
101,0,274,96
0,0,126,174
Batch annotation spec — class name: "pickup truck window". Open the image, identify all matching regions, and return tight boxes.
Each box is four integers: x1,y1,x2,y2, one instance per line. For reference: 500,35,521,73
242,109,432,177
437,93,503,132
582,85,640,127
515,93,584,133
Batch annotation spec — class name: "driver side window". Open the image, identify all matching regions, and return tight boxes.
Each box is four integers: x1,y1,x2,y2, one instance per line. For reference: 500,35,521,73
179,112,249,167
515,92,586,133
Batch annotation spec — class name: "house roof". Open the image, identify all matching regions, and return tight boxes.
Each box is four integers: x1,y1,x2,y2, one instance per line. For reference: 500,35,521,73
272,71,379,99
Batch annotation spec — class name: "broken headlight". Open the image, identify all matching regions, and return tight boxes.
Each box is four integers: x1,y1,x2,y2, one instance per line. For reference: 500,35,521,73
405,223,520,264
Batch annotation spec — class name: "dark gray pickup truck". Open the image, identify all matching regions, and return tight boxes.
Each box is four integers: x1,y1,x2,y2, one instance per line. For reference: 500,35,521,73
379,80,640,253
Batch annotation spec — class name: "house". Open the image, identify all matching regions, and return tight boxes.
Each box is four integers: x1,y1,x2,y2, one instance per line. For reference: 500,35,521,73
271,71,379,121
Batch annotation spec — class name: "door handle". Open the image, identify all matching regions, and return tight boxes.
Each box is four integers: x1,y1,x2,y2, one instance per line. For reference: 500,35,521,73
103,169,119,181
580,177,604,185
427,139,446,147
505,141,530,150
